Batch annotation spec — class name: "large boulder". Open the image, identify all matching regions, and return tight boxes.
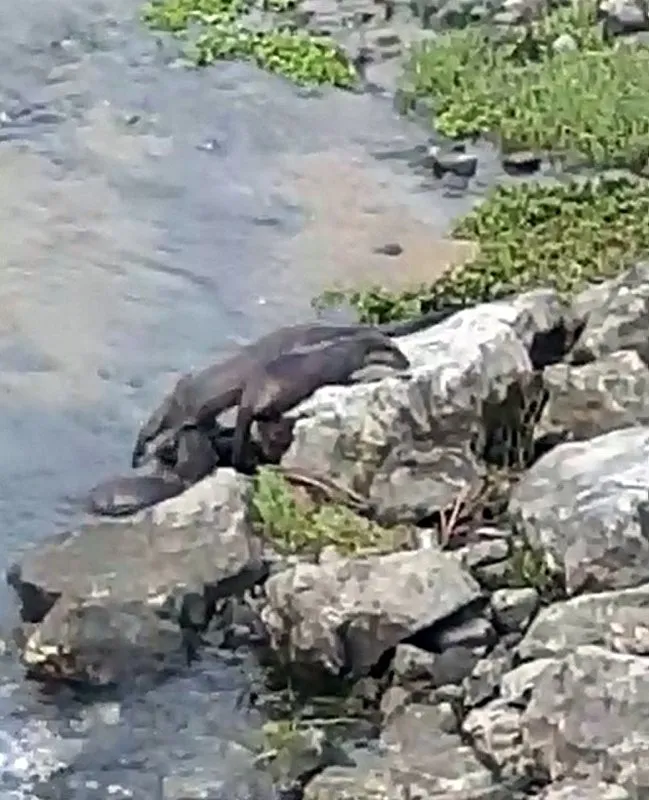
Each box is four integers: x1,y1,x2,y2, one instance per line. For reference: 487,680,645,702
260,545,483,678
508,426,649,595
571,261,649,365
521,645,649,791
281,290,576,525
7,470,266,686
536,349,649,443
305,703,507,800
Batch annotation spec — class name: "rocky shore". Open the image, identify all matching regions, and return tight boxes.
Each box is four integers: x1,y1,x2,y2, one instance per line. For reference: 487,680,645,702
10,261,649,797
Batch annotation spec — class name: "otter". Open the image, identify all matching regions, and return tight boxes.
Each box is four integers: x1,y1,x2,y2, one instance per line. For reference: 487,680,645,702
229,330,410,470
89,428,221,517
131,307,457,468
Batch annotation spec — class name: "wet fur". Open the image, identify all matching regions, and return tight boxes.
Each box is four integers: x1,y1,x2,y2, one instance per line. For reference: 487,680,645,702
231,331,410,470
132,308,455,468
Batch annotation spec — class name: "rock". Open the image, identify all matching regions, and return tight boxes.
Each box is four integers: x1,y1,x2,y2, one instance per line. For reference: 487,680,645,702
283,292,570,516
161,739,275,799
521,645,649,791
500,658,560,706
551,32,578,52
455,532,510,570
536,349,649,443
20,596,185,686
491,588,539,633
502,150,542,175
306,702,504,799
508,426,649,595
432,615,497,651
369,447,485,526
392,643,437,683
462,699,529,781
571,261,649,365
463,652,512,708
601,0,649,36
427,146,478,178
7,471,266,685
539,779,632,799
516,583,649,661
260,546,481,678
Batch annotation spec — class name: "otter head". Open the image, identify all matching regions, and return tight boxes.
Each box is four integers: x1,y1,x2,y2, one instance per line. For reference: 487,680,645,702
131,375,192,468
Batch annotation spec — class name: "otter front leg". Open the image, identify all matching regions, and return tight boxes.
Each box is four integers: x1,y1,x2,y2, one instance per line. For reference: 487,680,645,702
231,383,258,474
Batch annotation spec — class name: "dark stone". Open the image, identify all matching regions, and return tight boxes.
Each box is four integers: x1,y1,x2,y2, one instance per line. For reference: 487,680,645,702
502,150,542,175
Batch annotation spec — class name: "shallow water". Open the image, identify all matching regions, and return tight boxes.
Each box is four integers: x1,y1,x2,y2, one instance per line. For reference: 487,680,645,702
0,0,509,794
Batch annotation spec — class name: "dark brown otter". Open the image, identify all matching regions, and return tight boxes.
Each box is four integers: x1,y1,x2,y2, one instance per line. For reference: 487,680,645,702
229,330,410,470
131,307,456,469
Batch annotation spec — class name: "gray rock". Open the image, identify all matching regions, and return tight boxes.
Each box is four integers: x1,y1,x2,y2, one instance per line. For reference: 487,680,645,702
427,146,478,177
463,653,512,708
500,658,561,706
536,349,649,443
571,279,615,327
455,533,510,570
8,471,264,685
509,426,649,595
283,292,569,518
521,645,649,790
552,32,578,52
491,587,539,633
538,779,632,799
462,699,530,780
380,685,411,724
161,740,274,799
604,604,649,654
517,583,649,661
572,262,649,365
370,447,485,526
261,546,481,678
601,0,649,35
502,150,542,175
393,643,437,683
434,615,497,651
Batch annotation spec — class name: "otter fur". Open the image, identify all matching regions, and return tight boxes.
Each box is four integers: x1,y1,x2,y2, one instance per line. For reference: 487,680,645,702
131,307,456,468
229,330,410,470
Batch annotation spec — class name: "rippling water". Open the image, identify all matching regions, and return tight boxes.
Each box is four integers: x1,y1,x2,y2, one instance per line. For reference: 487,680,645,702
0,0,506,794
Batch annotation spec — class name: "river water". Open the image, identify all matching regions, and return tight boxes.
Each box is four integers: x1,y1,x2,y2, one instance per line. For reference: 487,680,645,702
0,0,504,795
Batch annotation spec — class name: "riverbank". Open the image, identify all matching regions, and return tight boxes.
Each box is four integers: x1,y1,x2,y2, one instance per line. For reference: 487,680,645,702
13,264,649,798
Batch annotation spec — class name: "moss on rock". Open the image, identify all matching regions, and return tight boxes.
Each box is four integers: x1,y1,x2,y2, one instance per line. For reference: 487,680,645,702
142,0,356,86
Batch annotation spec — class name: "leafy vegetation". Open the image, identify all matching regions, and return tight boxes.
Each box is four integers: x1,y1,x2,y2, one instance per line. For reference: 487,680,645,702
401,0,649,169
504,537,565,602
315,173,649,323
142,0,355,86
250,467,409,557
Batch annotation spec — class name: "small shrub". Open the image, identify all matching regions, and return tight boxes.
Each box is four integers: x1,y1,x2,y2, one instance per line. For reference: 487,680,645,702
401,0,649,169
142,0,356,87
250,467,402,556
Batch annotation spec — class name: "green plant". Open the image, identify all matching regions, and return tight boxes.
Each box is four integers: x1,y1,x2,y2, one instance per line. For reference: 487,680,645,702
505,537,564,601
315,173,649,322
141,0,356,87
250,467,400,556
401,0,649,168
